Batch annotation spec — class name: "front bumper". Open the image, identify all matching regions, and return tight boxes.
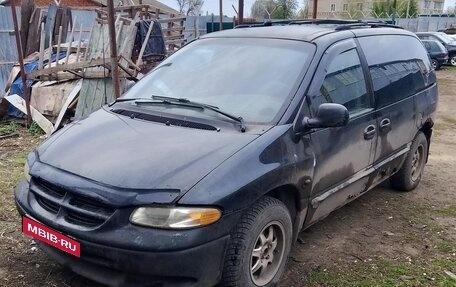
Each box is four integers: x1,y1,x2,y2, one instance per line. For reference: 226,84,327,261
35,234,229,287
15,180,233,287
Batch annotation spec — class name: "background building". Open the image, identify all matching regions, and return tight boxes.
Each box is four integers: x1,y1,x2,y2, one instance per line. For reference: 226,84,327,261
306,0,445,19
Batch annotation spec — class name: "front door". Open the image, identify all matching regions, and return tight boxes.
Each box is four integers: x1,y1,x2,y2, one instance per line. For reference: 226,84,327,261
304,39,377,225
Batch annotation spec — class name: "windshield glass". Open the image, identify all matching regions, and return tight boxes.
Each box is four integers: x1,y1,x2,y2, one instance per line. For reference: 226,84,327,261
123,38,314,123
437,32,455,44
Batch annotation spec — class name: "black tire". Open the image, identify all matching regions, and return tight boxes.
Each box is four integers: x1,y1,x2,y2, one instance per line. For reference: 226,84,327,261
390,132,428,191
450,54,456,67
220,197,292,287
431,59,440,70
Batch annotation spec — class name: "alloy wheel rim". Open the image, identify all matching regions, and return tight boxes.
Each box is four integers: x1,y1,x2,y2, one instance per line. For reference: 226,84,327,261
432,60,437,69
250,221,286,286
411,144,425,182
451,56,456,66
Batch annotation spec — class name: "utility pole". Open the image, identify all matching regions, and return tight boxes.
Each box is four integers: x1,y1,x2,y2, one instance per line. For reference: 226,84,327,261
11,0,32,125
239,0,244,25
107,0,121,99
219,0,223,30
312,0,318,19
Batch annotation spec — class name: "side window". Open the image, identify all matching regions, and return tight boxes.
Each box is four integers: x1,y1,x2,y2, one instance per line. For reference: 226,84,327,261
423,42,431,51
358,35,431,108
430,41,439,52
310,48,370,115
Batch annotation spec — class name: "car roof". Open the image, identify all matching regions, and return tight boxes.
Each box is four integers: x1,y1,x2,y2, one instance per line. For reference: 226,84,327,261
201,24,417,43
416,31,445,35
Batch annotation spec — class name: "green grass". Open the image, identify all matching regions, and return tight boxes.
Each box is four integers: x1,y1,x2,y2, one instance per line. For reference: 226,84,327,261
27,121,44,136
435,205,456,217
306,258,456,287
436,239,456,253
0,121,20,134
441,115,456,126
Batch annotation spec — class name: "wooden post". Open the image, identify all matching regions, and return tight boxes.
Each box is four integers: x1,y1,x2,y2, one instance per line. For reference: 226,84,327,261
11,0,32,125
312,0,318,19
107,0,121,99
238,0,244,25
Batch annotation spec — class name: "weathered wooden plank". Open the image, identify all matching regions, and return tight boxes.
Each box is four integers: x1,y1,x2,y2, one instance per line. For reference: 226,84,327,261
162,27,185,33
166,39,186,45
65,16,77,64
75,24,83,62
5,94,53,135
55,26,63,68
158,17,186,23
164,34,184,41
20,0,35,56
33,70,134,81
53,79,82,131
38,22,45,70
25,7,42,56
27,57,117,79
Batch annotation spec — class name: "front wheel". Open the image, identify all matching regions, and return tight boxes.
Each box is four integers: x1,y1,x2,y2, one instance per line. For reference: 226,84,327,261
390,132,428,191
220,197,292,287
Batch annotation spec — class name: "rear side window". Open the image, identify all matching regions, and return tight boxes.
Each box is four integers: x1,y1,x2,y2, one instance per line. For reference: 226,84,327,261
311,48,370,115
358,35,431,108
423,42,431,52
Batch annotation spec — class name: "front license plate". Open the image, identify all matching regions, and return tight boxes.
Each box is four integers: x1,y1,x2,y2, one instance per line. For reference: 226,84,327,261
22,216,81,257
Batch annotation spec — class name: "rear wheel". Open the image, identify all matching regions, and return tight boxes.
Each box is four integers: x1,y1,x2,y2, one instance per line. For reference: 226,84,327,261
390,132,428,191
450,54,456,66
431,59,440,70
220,197,292,287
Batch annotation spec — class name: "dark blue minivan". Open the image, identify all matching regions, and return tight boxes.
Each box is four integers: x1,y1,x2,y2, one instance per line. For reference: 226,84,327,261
16,21,438,287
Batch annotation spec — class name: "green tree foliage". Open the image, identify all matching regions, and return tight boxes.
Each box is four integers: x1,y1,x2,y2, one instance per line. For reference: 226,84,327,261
251,0,298,19
371,0,419,18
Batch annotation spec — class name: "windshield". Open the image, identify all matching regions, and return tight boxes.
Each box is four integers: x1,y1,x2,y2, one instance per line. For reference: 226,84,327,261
437,32,455,44
123,38,314,123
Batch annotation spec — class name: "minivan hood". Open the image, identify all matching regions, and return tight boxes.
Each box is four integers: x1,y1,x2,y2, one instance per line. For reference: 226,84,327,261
37,108,258,191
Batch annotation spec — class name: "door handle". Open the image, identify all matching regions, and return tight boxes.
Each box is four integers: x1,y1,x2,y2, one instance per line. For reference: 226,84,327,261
380,118,391,132
364,124,376,140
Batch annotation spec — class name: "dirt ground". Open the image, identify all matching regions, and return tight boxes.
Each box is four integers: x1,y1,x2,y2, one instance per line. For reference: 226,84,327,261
0,68,455,287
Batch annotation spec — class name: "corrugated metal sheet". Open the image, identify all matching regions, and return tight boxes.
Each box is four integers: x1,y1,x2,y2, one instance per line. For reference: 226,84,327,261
0,7,19,98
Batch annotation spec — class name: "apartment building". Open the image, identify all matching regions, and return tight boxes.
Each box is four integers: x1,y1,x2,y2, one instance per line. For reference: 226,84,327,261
305,0,446,19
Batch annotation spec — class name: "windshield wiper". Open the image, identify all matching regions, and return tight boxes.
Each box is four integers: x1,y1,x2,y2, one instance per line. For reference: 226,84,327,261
107,97,150,107
151,95,246,132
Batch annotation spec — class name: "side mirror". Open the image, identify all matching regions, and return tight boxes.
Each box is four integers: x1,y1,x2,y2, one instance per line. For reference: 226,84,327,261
303,103,349,129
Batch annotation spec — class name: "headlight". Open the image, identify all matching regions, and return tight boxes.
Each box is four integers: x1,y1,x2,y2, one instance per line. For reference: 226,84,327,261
24,160,31,183
130,207,222,229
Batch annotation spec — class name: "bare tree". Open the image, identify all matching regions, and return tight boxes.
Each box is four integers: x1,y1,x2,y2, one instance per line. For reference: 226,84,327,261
177,0,204,16
176,0,189,14
187,0,204,16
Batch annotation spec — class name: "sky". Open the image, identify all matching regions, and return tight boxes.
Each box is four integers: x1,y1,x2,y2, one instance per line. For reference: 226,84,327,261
158,0,453,16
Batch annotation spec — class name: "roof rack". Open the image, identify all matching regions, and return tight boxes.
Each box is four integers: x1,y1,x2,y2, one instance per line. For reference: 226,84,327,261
234,19,293,28
289,19,402,30
235,19,403,31
333,21,404,30
288,19,361,25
